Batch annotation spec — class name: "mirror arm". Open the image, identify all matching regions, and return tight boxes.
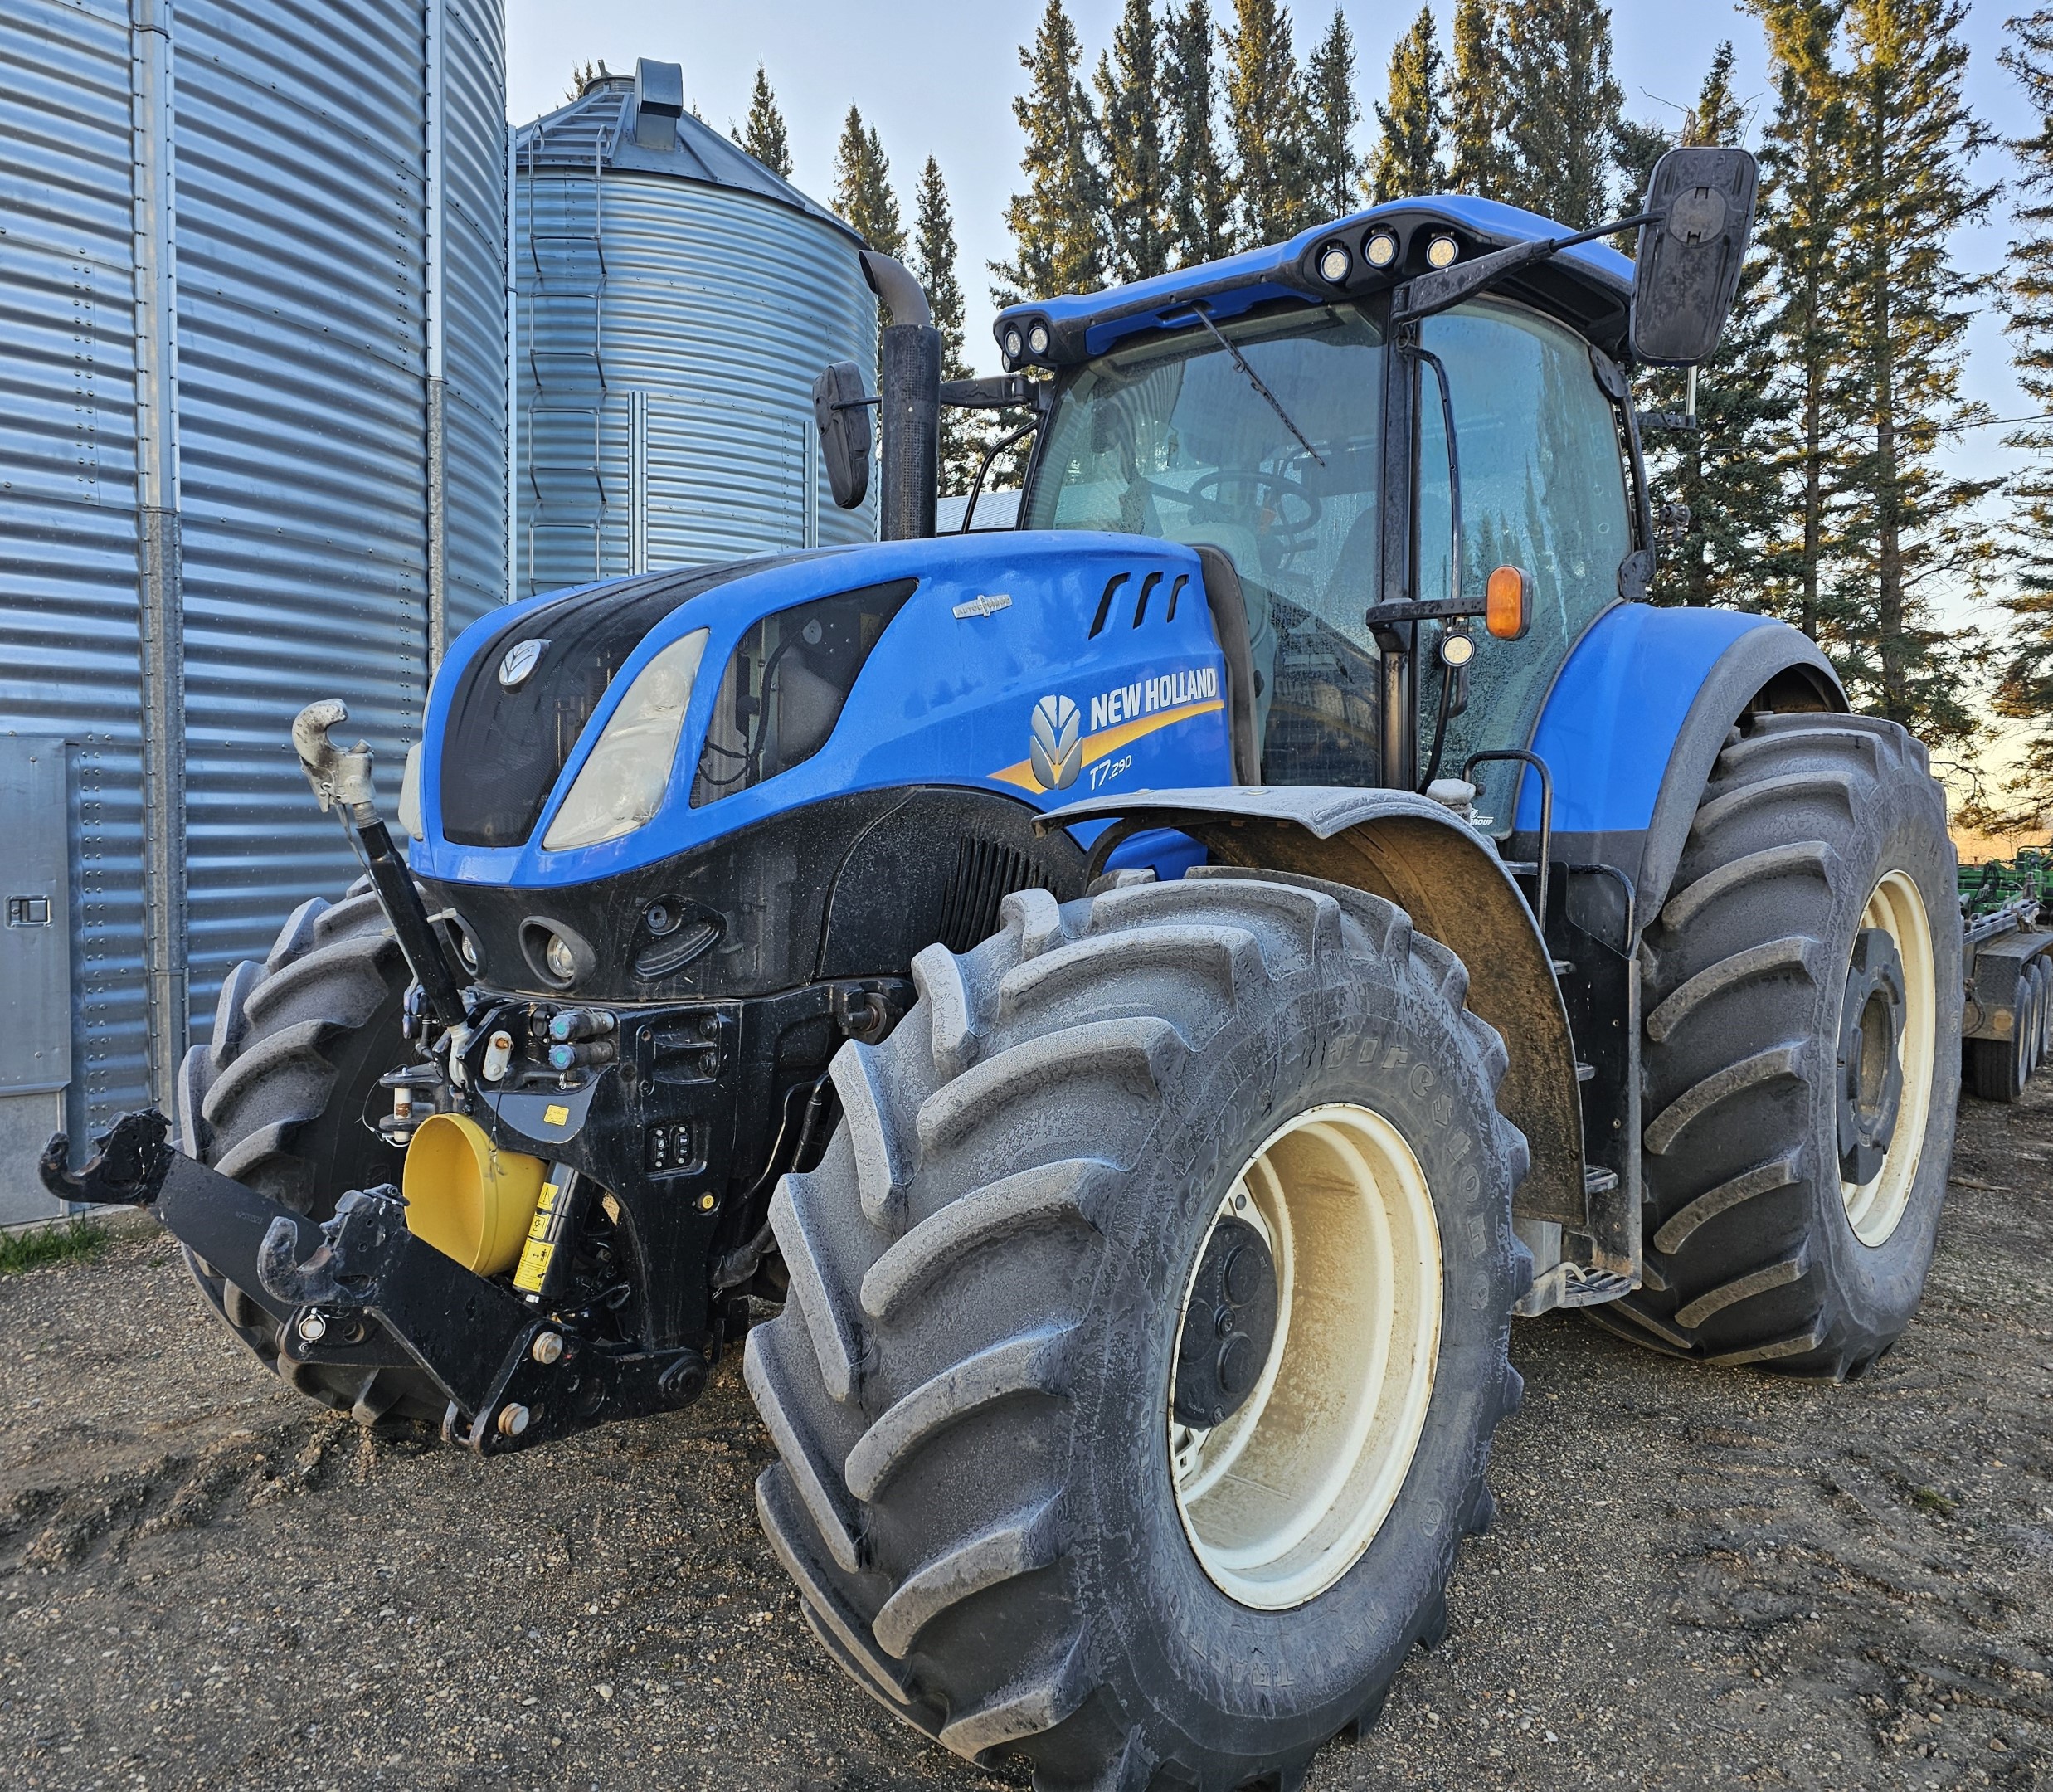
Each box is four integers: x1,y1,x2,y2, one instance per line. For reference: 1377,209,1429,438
1392,209,1661,327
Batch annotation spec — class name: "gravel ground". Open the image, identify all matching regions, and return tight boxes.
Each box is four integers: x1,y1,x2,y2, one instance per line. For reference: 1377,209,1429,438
2,1083,2048,1792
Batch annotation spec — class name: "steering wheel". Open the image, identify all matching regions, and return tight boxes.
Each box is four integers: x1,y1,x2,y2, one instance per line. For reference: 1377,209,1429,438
1184,469,1322,540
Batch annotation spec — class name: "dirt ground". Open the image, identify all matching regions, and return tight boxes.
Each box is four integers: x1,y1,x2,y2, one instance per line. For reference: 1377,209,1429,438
2,1084,2048,1792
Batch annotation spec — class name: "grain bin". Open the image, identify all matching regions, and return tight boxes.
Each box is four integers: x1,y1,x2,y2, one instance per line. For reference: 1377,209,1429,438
513,61,876,595
0,0,508,1220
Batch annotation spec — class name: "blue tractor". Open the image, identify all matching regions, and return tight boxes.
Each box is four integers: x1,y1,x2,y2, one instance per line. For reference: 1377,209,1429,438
50,150,1961,1790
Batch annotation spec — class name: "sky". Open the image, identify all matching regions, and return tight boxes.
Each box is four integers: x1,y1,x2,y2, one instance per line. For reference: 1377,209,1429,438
504,0,2041,491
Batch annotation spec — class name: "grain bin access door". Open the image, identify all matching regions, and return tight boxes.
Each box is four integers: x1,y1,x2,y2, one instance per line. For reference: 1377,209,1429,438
0,739,71,1225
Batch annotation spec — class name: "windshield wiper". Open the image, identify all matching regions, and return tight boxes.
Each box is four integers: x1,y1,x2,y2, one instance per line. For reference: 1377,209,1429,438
1172,303,1325,467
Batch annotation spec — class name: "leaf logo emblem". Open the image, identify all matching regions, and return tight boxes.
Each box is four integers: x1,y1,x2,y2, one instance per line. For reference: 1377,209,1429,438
1029,694,1082,791
499,638,548,689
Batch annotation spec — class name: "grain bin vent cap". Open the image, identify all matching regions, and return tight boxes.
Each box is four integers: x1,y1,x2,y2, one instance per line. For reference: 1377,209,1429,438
519,61,863,245
633,58,684,149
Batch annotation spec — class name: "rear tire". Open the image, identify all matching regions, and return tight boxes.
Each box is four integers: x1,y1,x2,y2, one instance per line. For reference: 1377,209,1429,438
173,879,444,1424
1601,713,1961,1377
745,868,1529,1790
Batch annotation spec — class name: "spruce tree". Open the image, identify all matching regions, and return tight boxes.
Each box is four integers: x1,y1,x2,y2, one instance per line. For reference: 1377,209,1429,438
1370,7,1447,203
912,157,987,497
992,1,1107,303
1165,0,1236,263
735,65,793,178
1097,0,1171,281
1224,0,1310,246
1642,45,1791,608
1827,0,1996,743
1749,0,1855,640
1303,7,1364,219
1984,10,2053,824
1499,0,1626,227
1447,0,1511,199
834,107,905,259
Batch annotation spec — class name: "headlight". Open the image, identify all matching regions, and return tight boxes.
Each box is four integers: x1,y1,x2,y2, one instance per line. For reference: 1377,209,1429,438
542,628,710,850
397,740,425,840
544,933,578,981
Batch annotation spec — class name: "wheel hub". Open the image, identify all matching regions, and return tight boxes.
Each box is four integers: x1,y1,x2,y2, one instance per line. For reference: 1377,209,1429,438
1173,1215,1279,1429
1166,1104,1443,1611
1837,927,1906,1186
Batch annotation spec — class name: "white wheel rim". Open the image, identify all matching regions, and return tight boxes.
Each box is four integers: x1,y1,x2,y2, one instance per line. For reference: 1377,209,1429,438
1841,871,1937,1247
1168,1103,1442,1610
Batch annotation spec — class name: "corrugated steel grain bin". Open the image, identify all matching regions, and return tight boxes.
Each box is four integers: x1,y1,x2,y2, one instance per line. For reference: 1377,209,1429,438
0,0,508,1222
513,62,876,596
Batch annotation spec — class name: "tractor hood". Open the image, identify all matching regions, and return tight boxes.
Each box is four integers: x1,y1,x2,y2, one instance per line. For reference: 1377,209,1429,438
408,533,1236,889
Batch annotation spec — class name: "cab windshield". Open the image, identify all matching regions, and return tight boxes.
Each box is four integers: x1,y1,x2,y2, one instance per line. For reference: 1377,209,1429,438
1021,296,1631,811
1022,304,1385,782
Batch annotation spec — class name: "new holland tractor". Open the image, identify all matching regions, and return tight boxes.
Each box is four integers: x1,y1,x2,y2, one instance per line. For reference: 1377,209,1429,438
46,149,1962,1791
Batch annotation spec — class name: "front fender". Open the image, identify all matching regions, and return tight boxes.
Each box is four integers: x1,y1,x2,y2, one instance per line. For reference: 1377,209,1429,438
1041,786,1587,1228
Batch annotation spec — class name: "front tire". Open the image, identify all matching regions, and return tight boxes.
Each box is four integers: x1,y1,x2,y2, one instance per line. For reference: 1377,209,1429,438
174,880,444,1424
746,867,1529,1790
1601,713,1962,1377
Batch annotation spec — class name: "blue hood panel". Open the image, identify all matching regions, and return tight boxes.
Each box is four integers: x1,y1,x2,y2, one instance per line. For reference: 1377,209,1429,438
411,533,1235,889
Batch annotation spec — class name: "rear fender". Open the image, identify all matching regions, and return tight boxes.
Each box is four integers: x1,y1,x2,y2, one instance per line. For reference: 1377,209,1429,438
1517,605,1845,933
1042,786,1586,1228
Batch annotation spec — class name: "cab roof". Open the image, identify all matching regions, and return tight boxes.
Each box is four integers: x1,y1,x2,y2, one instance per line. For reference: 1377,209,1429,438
993,195,1636,369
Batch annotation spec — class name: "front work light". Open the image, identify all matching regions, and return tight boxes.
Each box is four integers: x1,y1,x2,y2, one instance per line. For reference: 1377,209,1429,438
1004,325,1024,360
1425,234,1460,270
543,628,711,850
1318,241,1351,283
1365,229,1399,269
1028,321,1052,357
1485,566,1532,641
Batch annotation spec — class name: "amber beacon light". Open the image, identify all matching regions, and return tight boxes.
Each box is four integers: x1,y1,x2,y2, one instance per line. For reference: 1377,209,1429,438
1485,565,1532,640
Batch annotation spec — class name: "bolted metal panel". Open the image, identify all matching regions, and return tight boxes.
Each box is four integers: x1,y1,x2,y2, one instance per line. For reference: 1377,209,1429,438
0,0,153,1136
173,0,431,1019
440,0,509,640
514,81,877,596
2,0,510,1135
170,0,508,1035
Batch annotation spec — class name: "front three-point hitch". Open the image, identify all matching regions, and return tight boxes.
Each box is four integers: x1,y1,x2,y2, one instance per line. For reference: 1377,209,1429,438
40,1110,707,1451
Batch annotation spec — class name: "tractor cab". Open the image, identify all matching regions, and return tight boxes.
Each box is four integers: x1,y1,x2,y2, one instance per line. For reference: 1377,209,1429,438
985,188,1733,819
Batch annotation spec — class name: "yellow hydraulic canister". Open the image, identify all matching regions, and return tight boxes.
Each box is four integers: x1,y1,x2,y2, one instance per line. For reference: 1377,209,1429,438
402,1112,547,1276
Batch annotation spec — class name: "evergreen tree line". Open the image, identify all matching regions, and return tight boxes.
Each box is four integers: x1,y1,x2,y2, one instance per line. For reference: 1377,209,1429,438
718,4,2053,821
996,0,1661,299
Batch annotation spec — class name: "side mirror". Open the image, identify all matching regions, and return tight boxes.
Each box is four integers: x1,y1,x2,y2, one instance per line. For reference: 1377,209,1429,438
811,361,873,511
1630,147,1759,368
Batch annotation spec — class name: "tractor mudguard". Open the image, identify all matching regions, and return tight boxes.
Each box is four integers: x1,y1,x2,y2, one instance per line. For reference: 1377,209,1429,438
1515,603,1845,932
1041,784,1587,1227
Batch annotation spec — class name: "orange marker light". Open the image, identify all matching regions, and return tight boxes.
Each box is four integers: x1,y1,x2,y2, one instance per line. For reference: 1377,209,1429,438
1485,565,1531,641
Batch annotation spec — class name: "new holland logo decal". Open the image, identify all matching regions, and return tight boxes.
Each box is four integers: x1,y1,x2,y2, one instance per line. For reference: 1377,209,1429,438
994,664,1225,796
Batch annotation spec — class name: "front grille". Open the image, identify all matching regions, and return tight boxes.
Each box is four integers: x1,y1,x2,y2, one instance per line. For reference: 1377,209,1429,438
936,835,1053,954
